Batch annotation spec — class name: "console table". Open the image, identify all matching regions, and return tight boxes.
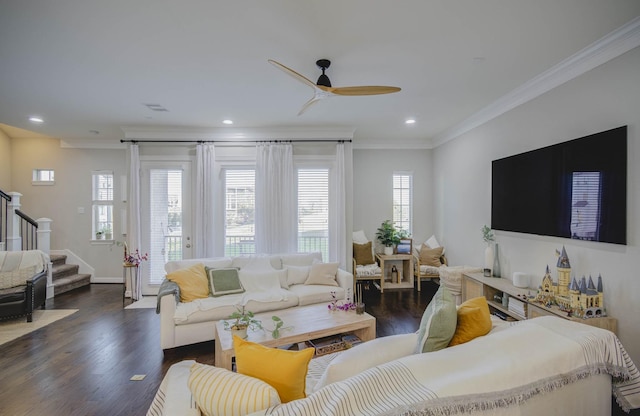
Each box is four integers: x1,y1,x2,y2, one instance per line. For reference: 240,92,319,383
462,272,617,334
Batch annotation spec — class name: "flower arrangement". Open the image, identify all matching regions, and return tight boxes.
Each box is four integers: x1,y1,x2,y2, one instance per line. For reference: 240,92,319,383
122,242,148,267
328,291,356,311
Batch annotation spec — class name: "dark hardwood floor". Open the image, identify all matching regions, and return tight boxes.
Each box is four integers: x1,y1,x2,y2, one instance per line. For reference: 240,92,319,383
0,281,634,415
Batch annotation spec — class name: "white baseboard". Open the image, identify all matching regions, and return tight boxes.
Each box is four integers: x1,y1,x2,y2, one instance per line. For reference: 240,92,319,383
92,276,124,284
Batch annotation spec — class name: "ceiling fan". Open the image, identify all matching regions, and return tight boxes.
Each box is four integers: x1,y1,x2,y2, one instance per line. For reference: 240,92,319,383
268,59,401,115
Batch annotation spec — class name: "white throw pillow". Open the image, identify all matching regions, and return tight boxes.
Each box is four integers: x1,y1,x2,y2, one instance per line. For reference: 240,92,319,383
304,262,339,286
352,230,369,244
314,333,418,391
285,264,311,286
424,234,445,254
239,269,286,292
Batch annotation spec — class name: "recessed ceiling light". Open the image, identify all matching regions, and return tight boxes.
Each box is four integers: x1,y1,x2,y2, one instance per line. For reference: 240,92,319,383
222,119,233,125
29,116,44,123
405,119,416,124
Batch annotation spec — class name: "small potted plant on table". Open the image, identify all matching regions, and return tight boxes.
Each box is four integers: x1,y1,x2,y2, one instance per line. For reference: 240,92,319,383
376,220,398,255
223,306,262,339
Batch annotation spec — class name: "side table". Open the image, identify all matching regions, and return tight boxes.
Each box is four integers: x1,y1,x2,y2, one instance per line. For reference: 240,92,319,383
376,253,414,286
123,264,139,305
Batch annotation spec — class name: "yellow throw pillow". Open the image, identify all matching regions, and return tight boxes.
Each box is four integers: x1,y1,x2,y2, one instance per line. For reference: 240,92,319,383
165,263,210,302
353,242,375,265
233,335,315,403
448,296,492,346
419,245,444,267
188,362,281,416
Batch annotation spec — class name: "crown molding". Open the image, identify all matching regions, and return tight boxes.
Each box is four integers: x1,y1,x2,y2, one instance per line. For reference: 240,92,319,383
432,16,640,148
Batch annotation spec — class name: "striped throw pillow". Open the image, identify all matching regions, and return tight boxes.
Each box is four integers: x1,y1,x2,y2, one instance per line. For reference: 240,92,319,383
188,362,281,416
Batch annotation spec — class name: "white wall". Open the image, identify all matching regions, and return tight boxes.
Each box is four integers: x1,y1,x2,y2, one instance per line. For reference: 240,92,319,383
433,46,640,364
11,137,127,279
353,148,434,249
0,128,11,189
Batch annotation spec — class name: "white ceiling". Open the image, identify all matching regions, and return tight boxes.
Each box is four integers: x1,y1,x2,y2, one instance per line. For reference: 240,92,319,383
1,1,639,148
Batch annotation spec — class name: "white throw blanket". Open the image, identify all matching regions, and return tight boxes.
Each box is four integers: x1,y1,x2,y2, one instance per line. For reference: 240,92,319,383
0,250,49,289
260,317,640,415
0,250,48,273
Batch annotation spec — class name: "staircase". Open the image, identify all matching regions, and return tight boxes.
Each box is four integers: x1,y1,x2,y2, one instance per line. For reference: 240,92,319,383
50,254,92,295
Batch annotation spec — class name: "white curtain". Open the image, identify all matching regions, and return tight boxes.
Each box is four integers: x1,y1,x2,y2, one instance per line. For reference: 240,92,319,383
333,142,350,270
195,144,215,258
127,144,142,300
255,143,295,254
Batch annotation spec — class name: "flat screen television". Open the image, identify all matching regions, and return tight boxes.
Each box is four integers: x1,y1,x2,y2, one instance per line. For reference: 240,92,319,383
491,126,627,245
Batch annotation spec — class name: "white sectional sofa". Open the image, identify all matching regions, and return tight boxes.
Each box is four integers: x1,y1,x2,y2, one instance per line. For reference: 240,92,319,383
158,252,353,350
148,316,640,416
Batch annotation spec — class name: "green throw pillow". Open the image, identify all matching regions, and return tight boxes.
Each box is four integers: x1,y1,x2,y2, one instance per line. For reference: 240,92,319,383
206,267,245,297
415,285,457,353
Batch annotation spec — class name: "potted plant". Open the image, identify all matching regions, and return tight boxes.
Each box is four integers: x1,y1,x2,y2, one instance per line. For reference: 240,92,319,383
481,225,495,276
95,230,104,240
223,306,262,339
102,225,113,240
376,220,400,255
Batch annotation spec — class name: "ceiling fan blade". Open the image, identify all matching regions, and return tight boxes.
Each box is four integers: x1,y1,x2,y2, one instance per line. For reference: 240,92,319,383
297,96,322,116
297,88,333,115
268,59,317,89
330,86,401,96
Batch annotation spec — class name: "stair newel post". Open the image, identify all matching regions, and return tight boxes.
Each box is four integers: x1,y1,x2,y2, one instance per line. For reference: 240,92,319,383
6,192,22,251
37,218,55,298
36,218,52,255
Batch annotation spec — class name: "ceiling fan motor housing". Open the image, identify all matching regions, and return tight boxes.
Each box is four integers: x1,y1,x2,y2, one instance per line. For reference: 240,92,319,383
316,59,332,87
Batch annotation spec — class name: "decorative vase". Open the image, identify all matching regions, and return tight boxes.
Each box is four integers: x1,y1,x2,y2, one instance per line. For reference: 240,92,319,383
493,243,501,278
384,246,394,255
484,244,493,275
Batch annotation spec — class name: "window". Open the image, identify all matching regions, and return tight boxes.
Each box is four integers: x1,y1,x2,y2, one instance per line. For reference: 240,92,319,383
32,169,55,185
224,169,256,256
92,171,113,240
570,172,602,241
393,173,412,234
297,168,329,260
150,169,183,267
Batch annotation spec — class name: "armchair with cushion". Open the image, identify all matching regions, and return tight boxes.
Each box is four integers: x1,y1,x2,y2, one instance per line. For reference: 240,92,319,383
413,235,447,292
352,230,384,293
0,250,48,322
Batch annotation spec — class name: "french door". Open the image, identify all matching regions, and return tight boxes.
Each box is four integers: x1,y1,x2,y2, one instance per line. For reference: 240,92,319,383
140,159,193,295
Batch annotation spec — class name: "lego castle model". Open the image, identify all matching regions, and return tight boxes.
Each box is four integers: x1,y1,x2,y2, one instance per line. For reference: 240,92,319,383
534,246,605,319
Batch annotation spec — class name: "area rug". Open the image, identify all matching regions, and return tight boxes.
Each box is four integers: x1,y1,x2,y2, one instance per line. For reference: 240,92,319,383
125,296,157,309
0,309,78,346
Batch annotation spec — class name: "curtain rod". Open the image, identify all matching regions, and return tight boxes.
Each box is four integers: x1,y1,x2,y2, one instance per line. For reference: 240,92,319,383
120,139,352,144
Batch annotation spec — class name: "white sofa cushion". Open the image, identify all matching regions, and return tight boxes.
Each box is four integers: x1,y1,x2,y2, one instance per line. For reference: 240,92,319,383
284,264,310,286
280,252,323,267
313,333,418,392
287,284,344,306
165,258,232,274
232,255,281,271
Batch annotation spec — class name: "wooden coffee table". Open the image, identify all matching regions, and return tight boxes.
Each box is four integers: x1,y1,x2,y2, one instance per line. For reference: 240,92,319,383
214,303,376,370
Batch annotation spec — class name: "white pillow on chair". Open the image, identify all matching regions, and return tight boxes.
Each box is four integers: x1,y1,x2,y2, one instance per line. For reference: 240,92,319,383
352,230,369,244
